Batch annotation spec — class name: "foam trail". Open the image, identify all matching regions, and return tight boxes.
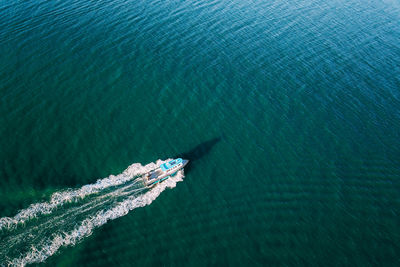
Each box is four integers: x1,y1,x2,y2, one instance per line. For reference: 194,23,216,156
8,174,183,266
0,161,157,231
0,159,185,266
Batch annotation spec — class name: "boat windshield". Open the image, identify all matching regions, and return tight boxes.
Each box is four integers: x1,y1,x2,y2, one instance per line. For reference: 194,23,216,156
160,158,182,171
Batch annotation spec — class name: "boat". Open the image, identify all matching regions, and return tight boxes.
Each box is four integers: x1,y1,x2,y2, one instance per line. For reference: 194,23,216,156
144,158,189,187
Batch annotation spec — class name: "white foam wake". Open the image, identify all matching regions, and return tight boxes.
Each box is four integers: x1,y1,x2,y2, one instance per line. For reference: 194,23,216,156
8,174,183,266
0,161,158,231
0,159,185,266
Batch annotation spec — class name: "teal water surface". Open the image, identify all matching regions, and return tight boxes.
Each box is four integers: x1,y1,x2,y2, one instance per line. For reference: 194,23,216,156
1,0,400,265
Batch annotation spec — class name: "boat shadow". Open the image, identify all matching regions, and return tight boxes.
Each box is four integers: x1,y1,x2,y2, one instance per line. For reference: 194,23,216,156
174,137,221,173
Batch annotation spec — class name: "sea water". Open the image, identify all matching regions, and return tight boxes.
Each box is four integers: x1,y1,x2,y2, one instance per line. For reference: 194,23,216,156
0,0,399,265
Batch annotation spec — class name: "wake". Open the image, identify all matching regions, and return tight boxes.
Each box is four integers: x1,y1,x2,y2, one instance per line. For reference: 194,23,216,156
0,159,185,266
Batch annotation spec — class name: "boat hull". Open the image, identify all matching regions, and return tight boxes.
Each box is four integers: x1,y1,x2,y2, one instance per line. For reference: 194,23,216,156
144,159,188,187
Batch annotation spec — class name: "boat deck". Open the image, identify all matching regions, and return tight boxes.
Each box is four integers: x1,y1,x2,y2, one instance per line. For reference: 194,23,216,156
148,169,163,179
144,159,188,187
